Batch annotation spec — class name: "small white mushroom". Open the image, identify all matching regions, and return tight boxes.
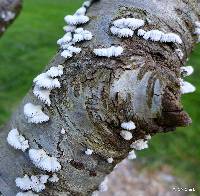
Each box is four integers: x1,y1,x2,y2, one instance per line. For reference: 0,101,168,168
120,130,133,140
75,7,87,15
23,103,49,124
61,46,82,58
160,33,182,44
73,28,93,42
57,32,72,45
94,46,123,57
85,148,93,155
130,139,148,150
143,29,164,42
121,121,136,130
180,66,194,77
110,26,134,38
48,174,59,183
144,134,151,140
15,174,49,193
61,50,73,58
82,0,91,8
127,150,136,160
137,29,146,36
29,149,61,172
180,79,196,94
7,128,29,152
46,65,64,78
60,128,66,134
113,18,145,30
64,15,89,25
33,86,51,106
33,73,61,90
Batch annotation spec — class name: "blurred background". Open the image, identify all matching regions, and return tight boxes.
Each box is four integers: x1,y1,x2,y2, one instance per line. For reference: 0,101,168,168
0,0,199,195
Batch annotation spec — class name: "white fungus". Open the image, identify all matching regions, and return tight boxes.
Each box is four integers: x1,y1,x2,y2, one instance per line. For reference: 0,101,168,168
33,73,61,90
180,79,196,94
113,18,145,30
46,65,64,78
137,29,146,36
111,18,144,38
175,49,184,59
48,174,59,183
110,26,134,38
107,157,114,164
143,29,164,42
121,121,136,130
99,177,108,192
85,148,93,155
73,28,93,42
61,50,73,58
127,150,136,160
139,29,182,44
57,32,72,45
160,33,182,44
120,130,133,140
83,0,91,8
16,191,38,196
130,139,148,150
61,46,82,58
23,103,49,124
60,128,66,134
15,174,49,193
68,46,82,53
180,66,194,77
7,128,29,152
64,15,89,25
94,46,123,57
33,86,51,106
29,149,61,172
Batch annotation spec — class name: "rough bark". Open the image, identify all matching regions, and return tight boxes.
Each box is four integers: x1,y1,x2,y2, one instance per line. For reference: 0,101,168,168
0,0,199,195
0,0,22,36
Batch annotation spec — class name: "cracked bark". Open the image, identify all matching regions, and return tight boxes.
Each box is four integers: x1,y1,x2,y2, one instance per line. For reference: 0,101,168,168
0,0,22,37
0,0,199,195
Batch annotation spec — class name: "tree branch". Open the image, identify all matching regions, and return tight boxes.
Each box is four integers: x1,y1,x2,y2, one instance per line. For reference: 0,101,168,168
0,0,199,195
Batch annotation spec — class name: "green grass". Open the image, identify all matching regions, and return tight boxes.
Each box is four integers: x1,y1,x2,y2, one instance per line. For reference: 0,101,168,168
0,0,200,191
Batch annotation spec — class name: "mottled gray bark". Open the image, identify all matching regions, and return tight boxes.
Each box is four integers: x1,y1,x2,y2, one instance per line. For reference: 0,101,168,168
0,0,22,36
0,0,199,195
